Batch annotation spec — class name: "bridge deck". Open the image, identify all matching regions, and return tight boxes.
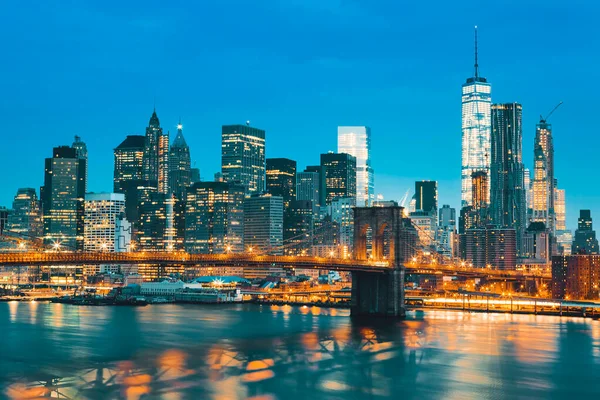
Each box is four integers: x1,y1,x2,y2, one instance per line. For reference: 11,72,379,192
0,252,550,278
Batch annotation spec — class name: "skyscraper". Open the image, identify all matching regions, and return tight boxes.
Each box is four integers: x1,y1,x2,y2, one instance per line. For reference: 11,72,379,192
284,200,315,255
337,126,374,206
84,193,127,252
266,158,296,209
304,165,326,207
414,181,438,215
40,146,86,250
531,117,556,233
296,171,321,206
185,181,245,253
554,187,572,255
243,194,283,255
320,152,357,205
72,136,88,192
142,109,170,194
572,210,599,255
114,135,145,193
461,27,492,207
221,124,266,194
7,188,42,238
137,189,168,250
168,120,191,201
490,103,526,254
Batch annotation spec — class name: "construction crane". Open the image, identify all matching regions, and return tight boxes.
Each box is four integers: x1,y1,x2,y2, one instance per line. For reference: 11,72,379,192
399,189,410,207
540,101,563,123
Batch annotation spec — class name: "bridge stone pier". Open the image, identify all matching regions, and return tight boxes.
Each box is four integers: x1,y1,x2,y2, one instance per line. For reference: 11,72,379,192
351,206,417,318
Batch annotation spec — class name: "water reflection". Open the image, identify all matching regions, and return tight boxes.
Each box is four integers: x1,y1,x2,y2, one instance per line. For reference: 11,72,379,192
2,303,600,399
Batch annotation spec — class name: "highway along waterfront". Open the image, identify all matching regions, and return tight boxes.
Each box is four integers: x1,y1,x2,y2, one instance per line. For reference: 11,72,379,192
3,302,600,399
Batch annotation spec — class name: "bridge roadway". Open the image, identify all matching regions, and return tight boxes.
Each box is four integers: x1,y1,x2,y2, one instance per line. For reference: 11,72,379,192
0,251,550,279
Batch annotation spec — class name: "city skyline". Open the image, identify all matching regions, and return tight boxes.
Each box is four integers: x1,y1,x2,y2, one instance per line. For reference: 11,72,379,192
1,1,598,231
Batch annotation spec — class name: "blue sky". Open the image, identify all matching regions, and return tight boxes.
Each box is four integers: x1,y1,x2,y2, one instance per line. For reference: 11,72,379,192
0,0,597,231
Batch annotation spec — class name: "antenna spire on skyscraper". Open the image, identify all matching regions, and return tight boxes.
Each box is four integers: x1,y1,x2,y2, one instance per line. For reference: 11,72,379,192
474,25,479,79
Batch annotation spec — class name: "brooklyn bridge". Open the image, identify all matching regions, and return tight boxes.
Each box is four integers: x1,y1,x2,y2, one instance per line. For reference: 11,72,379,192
0,207,549,317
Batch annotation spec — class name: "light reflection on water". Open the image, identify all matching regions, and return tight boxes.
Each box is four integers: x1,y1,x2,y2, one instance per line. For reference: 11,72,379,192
2,303,600,399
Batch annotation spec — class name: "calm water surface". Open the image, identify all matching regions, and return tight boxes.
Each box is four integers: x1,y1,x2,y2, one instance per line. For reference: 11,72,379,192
2,302,600,399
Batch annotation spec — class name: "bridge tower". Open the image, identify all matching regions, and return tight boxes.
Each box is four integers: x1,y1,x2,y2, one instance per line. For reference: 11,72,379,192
352,206,417,317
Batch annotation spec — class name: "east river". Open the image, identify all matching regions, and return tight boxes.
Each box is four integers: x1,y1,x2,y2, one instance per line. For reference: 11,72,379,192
2,302,600,399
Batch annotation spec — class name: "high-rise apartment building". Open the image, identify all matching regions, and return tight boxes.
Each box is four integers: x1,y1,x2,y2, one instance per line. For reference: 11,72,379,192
243,194,283,255
168,121,191,201
572,210,599,255
84,193,127,252
552,255,600,300
266,158,296,209
320,152,356,205
337,126,374,206
185,181,245,254
221,124,266,194
531,117,556,233
114,135,145,193
7,188,42,238
461,28,492,207
490,103,526,254
40,146,86,250
142,109,169,194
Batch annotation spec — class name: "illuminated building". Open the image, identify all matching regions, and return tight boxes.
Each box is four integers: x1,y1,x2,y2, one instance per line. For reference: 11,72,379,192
572,210,599,255
304,165,327,207
330,197,355,257
221,124,265,194
337,126,374,206
552,255,600,300
524,168,531,214
41,146,86,250
266,158,296,209
7,188,42,238
490,103,526,255
137,189,168,250
296,171,321,206
320,152,356,205
531,118,555,233
168,120,191,201
142,109,170,194
83,193,127,252
243,194,283,255
465,227,516,270
185,181,245,254
554,187,572,255
114,135,145,193
461,27,492,207
284,200,315,255
72,136,88,192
